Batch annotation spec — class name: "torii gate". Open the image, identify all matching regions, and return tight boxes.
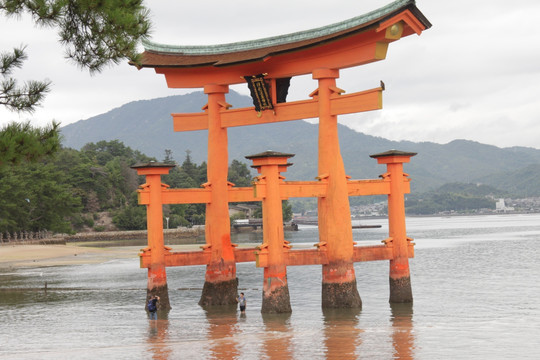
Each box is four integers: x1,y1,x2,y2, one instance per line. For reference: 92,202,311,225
131,0,431,313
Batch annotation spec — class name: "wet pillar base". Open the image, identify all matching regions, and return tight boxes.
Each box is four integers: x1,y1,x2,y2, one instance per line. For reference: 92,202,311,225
322,263,362,308
322,280,362,309
147,283,171,311
199,277,239,306
389,276,413,303
262,285,292,314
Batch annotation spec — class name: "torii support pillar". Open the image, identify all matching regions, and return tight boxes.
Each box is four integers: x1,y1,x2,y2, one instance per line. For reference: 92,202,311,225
199,84,238,306
132,162,174,312
370,150,416,303
314,68,361,309
247,151,293,313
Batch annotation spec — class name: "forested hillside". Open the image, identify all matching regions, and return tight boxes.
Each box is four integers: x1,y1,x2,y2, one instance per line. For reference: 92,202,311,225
404,183,505,215
0,140,254,235
6,91,540,236
61,91,540,194
1,138,537,237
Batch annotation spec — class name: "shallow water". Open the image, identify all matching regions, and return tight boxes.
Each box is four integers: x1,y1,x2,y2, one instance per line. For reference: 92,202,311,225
1,214,540,359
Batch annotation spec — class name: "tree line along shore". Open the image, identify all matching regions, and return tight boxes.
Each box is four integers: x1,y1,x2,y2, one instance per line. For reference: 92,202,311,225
0,227,206,246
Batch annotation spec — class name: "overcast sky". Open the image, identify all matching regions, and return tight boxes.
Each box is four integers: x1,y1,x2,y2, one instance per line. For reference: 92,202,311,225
1,0,539,149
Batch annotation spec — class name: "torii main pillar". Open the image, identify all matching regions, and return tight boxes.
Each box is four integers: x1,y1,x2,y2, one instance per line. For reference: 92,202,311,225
314,69,361,308
198,84,238,306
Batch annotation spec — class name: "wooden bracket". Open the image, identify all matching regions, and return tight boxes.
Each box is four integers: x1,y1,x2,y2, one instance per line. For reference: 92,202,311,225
314,241,327,249
330,86,345,95
218,100,232,109
201,182,211,188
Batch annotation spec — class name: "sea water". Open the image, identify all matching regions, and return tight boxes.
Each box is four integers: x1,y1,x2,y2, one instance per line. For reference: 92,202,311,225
1,214,539,359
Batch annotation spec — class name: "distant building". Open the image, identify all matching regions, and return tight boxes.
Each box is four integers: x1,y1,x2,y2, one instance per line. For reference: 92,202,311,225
496,199,515,212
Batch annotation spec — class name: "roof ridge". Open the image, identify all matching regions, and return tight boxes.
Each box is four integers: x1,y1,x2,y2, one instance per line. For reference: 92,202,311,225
143,0,414,55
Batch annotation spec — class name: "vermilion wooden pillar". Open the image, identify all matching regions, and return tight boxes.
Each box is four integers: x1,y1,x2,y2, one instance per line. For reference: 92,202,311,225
313,68,361,308
199,84,238,306
247,151,293,313
371,150,416,303
132,162,174,312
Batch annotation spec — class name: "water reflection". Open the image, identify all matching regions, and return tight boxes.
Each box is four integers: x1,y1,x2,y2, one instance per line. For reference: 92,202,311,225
390,303,415,359
322,308,362,359
261,313,293,360
146,319,171,360
204,306,240,360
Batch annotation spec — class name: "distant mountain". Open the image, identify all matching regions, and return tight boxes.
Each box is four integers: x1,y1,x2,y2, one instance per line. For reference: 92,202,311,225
477,163,540,197
61,91,540,195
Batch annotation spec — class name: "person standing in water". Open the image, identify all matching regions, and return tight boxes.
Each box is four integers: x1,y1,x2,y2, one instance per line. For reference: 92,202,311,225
147,295,160,320
237,293,246,314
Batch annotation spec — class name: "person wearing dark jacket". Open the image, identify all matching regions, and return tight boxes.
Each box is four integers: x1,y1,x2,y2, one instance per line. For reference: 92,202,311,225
147,295,159,320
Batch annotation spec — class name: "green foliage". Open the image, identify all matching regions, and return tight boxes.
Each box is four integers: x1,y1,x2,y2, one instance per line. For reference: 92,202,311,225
61,141,149,211
1,135,525,234
0,121,60,167
165,213,189,229
477,164,540,197
0,0,150,169
405,182,498,215
1,0,151,73
282,200,293,222
164,167,198,188
228,159,252,187
0,161,82,233
436,182,507,197
289,198,315,216
82,140,153,166
112,206,146,230
181,150,204,184
160,153,253,227
69,213,94,231
252,200,292,222
0,139,156,233
163,149,174,164
0,46,51,112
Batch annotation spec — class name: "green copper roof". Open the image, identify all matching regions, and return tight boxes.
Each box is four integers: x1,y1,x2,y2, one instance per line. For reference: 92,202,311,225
143,0,416,55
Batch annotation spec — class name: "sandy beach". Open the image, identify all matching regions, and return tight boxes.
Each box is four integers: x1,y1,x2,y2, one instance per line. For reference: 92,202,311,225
0,243,217,269
0,244,142,268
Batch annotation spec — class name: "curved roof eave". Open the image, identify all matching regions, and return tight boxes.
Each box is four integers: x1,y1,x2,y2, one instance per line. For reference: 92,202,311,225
142,0,427,56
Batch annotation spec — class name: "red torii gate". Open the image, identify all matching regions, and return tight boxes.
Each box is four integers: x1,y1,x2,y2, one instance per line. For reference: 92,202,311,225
131,0,431,313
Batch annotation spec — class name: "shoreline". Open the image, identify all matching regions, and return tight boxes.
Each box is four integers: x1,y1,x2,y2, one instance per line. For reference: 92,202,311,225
3,212,538,269
0,244,140,269
0,243,207,269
